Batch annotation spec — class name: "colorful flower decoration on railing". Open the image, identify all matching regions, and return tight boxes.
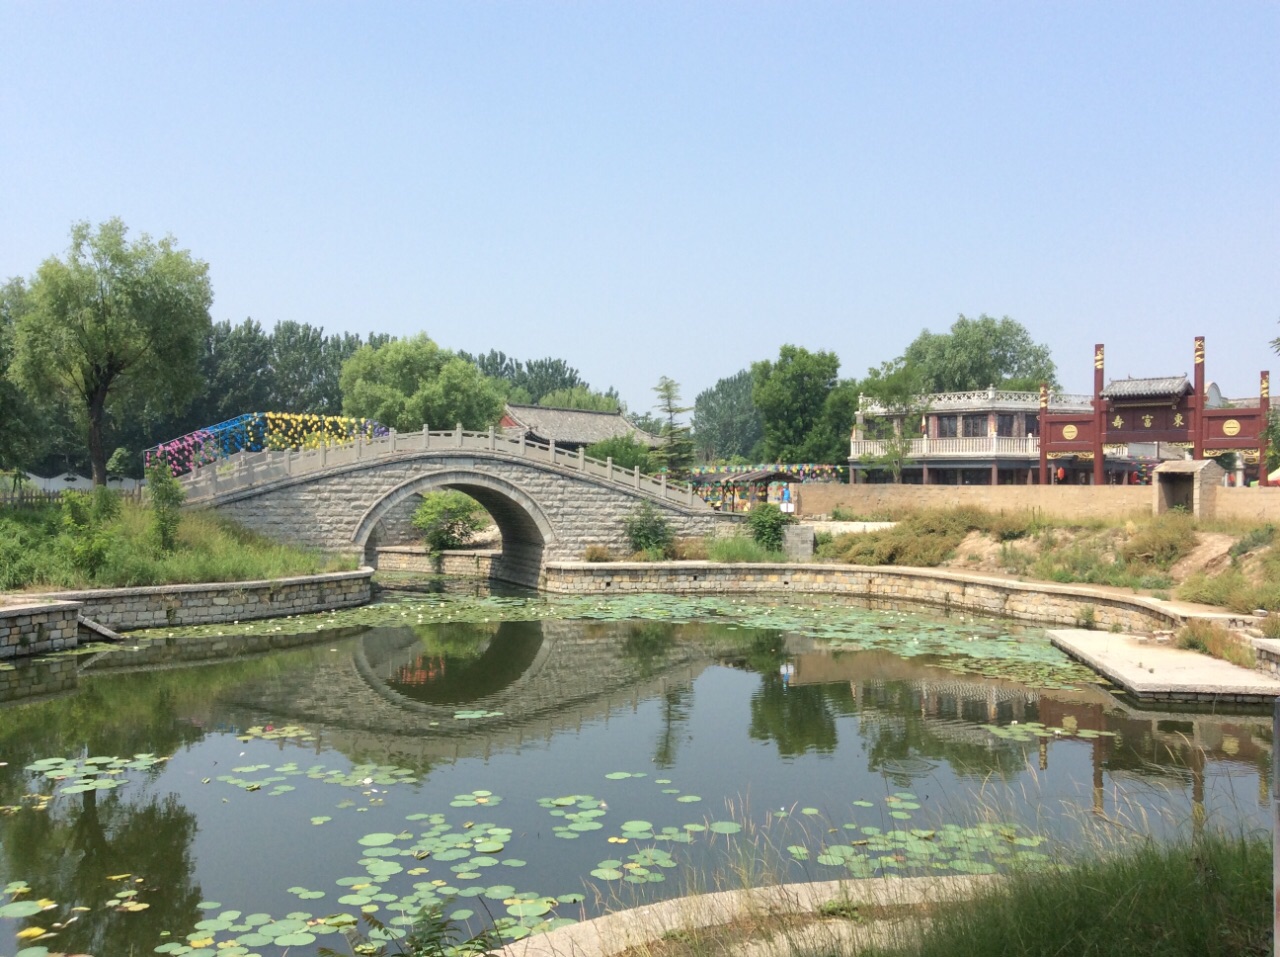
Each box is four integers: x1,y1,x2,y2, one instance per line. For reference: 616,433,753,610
145,413,389,476
687,463,847,482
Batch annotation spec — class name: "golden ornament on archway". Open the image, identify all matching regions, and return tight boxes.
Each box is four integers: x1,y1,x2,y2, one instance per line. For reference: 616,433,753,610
1222,419,1241,437
1062,424,1078,440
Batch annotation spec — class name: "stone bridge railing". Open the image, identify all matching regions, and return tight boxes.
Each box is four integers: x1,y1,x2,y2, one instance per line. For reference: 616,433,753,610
179,425,709,510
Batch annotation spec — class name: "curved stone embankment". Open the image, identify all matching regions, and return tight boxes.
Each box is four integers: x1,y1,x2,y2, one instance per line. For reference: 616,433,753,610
541,561,1248,634
1,569,374,660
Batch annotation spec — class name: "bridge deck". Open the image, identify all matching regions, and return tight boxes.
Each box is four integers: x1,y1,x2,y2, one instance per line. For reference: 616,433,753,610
178,426,707,510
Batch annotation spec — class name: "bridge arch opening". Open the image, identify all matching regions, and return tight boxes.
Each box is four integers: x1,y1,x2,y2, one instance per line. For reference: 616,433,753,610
353,470,556,587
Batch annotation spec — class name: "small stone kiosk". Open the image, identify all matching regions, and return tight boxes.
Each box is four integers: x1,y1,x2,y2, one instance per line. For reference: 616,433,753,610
1153,459,1225,519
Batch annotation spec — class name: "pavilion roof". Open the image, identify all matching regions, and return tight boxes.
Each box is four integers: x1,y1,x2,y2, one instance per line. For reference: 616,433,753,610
501,404,662,447
1101,376,1192,399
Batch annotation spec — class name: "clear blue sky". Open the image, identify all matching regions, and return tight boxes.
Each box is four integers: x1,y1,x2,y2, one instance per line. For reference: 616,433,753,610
2,1,1276,415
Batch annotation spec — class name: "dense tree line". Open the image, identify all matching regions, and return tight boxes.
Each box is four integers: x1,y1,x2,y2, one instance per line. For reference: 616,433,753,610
1,221,1069,484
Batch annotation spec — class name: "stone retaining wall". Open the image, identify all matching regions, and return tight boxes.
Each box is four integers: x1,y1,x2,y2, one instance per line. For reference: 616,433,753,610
797,483,1151,522
0,654,78,703
374,547,499,578
0,600,81,660
542,562,1188,633
29,569,373,632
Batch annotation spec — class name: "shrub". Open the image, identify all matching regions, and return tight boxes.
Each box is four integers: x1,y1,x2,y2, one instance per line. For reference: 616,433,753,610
1118,512,1197,569
1178,566,1280,614
411,491,488,551
582,544,612,562
1176,619,1256,669
147,459,186,554
622,500,673,556
671,537,709,560
1261,614,1280,640
746,503,794,551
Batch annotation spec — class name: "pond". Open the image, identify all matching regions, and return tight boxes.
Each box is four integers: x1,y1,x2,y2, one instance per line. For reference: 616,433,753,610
0,587,1271,957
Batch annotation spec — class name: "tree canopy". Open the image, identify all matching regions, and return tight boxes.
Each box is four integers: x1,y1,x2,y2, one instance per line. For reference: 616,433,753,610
751,345,852,463
12,219,213,484
692,369,763,463
650,376,694,475
899,314,1058,393
537,385,621,411
339,333,504,432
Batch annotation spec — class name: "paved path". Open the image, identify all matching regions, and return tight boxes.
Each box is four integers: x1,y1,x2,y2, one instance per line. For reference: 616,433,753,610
1048,628,1280,703
494,876,995,957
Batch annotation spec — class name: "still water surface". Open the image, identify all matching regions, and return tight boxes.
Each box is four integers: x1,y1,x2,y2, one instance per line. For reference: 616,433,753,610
0,589,1270,957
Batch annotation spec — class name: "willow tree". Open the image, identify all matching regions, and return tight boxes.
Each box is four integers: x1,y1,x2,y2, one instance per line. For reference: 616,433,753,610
13,220,213,485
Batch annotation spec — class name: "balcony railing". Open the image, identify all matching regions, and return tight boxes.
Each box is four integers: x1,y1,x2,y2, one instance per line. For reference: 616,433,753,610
858,389,1093,416
849,435,1041,460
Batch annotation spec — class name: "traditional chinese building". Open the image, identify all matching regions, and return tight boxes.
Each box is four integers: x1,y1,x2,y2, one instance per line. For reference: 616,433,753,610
1038,338,1270,486
849,337,1271,486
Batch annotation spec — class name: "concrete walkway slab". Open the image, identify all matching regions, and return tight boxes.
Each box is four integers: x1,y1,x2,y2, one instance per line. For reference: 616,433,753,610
494,876,994,957
1048,629,1280,703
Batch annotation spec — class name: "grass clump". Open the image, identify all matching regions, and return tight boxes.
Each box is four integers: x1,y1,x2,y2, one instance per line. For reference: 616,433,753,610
1177,531,1280,613
817,507,989,566
0,498,355,590
858,832,1269,957
1176,619,1257,669
707,534,787,563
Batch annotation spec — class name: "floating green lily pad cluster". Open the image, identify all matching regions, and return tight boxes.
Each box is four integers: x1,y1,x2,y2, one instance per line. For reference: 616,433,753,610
779,793,1050,878
23,753,168,795
213,760,419,795
119,592,1094,690
980,722,1119,743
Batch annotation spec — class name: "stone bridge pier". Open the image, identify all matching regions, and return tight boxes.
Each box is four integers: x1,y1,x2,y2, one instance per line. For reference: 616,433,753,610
201,449,727,588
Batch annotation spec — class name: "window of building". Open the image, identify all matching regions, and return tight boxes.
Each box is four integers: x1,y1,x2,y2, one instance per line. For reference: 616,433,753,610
962,415,986,438
937,415,958,438
997,414,1016,437
1025,415,1040,437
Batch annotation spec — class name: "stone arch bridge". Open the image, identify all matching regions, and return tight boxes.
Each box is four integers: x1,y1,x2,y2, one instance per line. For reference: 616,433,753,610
178,426,728,587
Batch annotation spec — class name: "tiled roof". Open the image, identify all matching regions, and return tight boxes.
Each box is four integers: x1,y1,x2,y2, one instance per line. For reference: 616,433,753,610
1101,376,1191,399
502,404,663,447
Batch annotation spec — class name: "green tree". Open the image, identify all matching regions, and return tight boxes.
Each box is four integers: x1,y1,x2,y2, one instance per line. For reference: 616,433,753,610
692,369,763,463
12,219,213,485
585,434,654,472
411,491,489,550
751,345,850,463
518,357,586,404
858,360,928,483
269,321,377,414
340,333,504,431
900,314,1058,393
651,376,694,475
538,385,621,411
0,278,49,475
197,318,274,423
146,458,186,553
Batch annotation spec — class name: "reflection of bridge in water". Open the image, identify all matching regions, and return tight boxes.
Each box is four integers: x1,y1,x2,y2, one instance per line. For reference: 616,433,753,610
215,619,717,769
202,619,1271,814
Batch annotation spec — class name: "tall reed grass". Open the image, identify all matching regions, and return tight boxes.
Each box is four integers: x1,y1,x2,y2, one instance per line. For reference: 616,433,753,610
0,501,355,590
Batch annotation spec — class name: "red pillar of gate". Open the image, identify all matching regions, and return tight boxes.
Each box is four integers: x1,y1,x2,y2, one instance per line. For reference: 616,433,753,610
1092,344,1105,486
1193,336,1206,461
